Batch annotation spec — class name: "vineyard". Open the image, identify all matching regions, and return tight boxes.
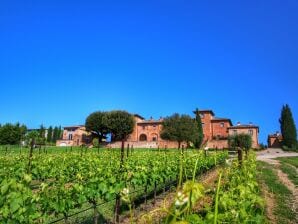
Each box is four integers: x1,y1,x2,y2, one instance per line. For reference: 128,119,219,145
0,147,230,223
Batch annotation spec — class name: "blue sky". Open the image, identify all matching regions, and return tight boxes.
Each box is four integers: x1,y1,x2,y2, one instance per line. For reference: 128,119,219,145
0,0,297,144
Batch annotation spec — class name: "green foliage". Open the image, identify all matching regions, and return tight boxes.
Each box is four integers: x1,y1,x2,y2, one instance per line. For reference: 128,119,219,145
0,123,27,145
164,153,265,223
228,133,252,151
52,126,60,143
25,131,39,146
0,149,228,223
161,113,198,149
85,111,109,144
47,126,53,143
194,109,204,149
104,110,135,141
279,104,297,149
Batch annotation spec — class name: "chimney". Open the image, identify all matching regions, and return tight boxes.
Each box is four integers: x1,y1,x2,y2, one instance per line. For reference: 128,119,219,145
150,116,153,121
237,122,241,126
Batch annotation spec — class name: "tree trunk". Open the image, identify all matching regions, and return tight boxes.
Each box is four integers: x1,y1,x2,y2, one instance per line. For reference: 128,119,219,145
178,141,181,150
237,148,243,166
127,144,130,158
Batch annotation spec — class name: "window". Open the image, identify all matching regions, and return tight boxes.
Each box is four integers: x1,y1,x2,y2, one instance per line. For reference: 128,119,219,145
68,134,73,140
233,130,237,135
153,125,156,130
220,122,224,128
139,134,147,141
248,130,253,136
142,126,145,130
152,137,157,141
202,122,205,127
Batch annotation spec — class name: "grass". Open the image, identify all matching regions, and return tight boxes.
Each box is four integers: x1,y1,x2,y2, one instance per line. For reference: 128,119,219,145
277,156,298,186
277,156,298,168
257,161,296,224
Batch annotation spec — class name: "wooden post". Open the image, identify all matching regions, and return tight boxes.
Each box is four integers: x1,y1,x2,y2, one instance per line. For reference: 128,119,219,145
114,195,121,223
237,148,242,166
127,144,130,158
27,138,35,173
93,203,98,224
154,181,157,205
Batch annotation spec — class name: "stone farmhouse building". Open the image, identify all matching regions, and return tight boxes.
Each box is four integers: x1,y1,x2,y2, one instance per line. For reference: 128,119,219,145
56,109,260,149
56,125,90,147
267,132,283,148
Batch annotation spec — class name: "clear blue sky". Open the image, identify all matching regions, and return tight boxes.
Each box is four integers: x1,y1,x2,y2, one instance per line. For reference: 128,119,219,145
0,0,297,144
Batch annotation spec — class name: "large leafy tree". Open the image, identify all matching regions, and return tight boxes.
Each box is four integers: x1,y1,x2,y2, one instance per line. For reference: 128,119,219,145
104,110,135,153
0,123,27,145
85,111,109,148
160,113,198,149
279,104,297,149
194,108,204,149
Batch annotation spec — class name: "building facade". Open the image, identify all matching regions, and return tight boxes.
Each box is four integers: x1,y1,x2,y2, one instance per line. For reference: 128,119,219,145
267,132,283,148
56,110,260,149
195,110,233,149
108,115,181,148
56,125,90,146
228,123,260,149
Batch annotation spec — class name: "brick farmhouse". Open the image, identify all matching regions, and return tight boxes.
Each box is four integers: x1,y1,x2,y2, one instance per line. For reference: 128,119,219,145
56,109,260,149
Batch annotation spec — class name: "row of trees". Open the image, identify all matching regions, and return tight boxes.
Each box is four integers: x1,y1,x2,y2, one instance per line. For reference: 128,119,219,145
0,123,62,146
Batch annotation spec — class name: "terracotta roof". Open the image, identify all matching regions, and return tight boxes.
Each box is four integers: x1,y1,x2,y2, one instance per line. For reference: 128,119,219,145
228,124,259,129
211,117,233,125
134,114,145,120
63,125,84,129
193,109,215,116
137,120,162,124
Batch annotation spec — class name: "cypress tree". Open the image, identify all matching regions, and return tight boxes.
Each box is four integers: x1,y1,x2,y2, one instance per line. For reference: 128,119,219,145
279,104,297,149
47,126,53,143
194,108,204,148
52,126,59,142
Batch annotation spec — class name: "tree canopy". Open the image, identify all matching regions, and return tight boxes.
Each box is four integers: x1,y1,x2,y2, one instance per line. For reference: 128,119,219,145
160,113,198,149
104,110,135,141
85,111,109,145
228,133,252,151
279,104,297,149
0,123,27,145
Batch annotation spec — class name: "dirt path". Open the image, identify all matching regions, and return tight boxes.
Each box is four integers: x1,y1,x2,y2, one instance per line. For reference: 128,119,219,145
120,167,220,224
258,155,298,221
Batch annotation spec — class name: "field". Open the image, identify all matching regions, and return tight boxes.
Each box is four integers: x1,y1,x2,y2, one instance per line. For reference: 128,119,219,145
0,146,231,223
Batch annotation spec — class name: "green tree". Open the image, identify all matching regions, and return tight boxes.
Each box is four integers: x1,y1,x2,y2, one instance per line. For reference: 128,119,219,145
37,124,46,145
104,110,135,162
52,126,59,143
0,123,26,145
279,104,297,149
47,126,53,142
194,108,204,148
85,111,109,148
58,126,62,140
160,113,198,149
228,133,252,154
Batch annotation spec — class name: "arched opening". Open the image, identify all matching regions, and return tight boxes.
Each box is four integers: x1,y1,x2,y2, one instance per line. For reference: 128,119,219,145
139,134,147,141
151,133,158,142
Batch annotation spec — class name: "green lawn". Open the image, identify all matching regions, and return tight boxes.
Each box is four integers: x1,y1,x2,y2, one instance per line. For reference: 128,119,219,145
257,161,296,224
277,157,298,186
